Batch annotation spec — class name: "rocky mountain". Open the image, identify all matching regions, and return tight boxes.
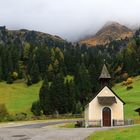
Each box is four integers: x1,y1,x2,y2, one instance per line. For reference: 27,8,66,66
80,22,133,46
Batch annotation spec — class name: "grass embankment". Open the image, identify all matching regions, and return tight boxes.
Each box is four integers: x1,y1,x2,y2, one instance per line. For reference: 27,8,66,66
86,125,140,140
59,123,75,128
0,80,42,115
113,76,140,122
0,75,140,121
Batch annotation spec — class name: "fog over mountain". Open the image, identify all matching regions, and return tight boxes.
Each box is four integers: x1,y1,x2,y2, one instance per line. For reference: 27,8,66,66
1,0,140,41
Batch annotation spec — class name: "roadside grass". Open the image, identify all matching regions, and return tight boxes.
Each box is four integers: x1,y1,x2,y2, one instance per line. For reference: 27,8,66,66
0,81,42,115
86,125,140,140
113,76,140,120
59,123,75,128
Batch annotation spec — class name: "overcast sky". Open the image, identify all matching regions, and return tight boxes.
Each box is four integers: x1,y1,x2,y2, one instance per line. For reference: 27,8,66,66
1,0,140,41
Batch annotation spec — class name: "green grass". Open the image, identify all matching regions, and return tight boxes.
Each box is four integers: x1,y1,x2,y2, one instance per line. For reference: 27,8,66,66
59,123,75,128
113,76,140,121
86,125,140,140
0,80,42,115
0,75,140,120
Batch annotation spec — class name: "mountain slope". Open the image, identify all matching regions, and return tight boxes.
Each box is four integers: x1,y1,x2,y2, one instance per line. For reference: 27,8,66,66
0,26,66,47
80,22,133,46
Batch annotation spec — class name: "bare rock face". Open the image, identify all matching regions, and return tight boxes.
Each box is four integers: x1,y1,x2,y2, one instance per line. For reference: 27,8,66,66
80,22,133,46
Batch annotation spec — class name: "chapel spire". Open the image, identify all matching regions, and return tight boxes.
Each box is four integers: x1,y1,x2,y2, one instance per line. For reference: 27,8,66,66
99,61,111,88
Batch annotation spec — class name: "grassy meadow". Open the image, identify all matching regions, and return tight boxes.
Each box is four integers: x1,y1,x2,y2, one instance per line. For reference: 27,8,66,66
0,80,42,115
86,125,140,140
113,76,140,122
0,76,140,120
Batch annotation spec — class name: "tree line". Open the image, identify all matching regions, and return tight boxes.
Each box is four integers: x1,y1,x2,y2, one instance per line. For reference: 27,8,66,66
0,27,140,115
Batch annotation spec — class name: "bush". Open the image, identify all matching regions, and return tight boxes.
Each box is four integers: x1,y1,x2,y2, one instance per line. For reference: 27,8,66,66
122,73,128,81
73,102,83,114
125,77,133,85
0,104,9,117
122,77,133,87
122,81,126,86
31,101,42,116
12,71,18,80
5,115,16,121
127,85,133,90
7,73,13,84
0,104,9,122
15,112,27,121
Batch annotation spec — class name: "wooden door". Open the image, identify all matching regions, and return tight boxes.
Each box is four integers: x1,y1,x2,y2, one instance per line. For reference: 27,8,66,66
103,107,111,126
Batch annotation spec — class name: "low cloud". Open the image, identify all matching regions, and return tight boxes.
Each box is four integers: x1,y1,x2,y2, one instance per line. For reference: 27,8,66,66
1,0,140,41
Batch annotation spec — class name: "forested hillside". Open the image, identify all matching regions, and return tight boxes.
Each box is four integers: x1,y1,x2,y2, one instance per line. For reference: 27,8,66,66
0,26,140,116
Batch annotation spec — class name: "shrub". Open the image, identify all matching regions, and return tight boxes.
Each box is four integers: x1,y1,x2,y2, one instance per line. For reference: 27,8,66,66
12,71,18,80
0,104,9,117
73,102,83,114
15,112,27,121
127,85,133,90
31,101,42,116
122,81,126,86
122,77,133,87
7,73,13,84
6,115,16,121
125,77,133,85
122,73,128,81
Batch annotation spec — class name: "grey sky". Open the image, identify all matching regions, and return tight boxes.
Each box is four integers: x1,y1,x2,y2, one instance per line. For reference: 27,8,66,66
1,0,140,41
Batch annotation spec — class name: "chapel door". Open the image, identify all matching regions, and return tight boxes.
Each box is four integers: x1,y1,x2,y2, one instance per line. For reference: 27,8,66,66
103,107,111,126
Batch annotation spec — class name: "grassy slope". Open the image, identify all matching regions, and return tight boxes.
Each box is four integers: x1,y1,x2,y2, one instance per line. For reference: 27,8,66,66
87,125,140,140
0,75,140,118
113,76,140,121
0,81,42,115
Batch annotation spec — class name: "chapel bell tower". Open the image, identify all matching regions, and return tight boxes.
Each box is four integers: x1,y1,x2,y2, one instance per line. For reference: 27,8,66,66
99,63,111,88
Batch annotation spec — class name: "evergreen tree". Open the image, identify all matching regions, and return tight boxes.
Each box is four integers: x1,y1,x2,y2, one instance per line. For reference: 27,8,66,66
47,64,54,81
30,62,40,84
76,63,92,107
0,58,2,81
65,80,76,113
39,76,50,115
49,72,67,114
31,100,42,116
88,64,100,93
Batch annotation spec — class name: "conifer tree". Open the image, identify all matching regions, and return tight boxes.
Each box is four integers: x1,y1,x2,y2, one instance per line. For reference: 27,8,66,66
30,62,40,84
49,72,66,114
76,63,92,107
65,80,76,113
0,58,2,81
39,76,50,114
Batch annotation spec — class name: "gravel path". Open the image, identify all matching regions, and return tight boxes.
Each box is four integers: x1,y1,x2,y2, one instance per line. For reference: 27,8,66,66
6,120,79,129
0,121,135,140
0,127,110,140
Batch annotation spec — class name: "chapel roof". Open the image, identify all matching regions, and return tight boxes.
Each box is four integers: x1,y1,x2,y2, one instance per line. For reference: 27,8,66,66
99,64,111,79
